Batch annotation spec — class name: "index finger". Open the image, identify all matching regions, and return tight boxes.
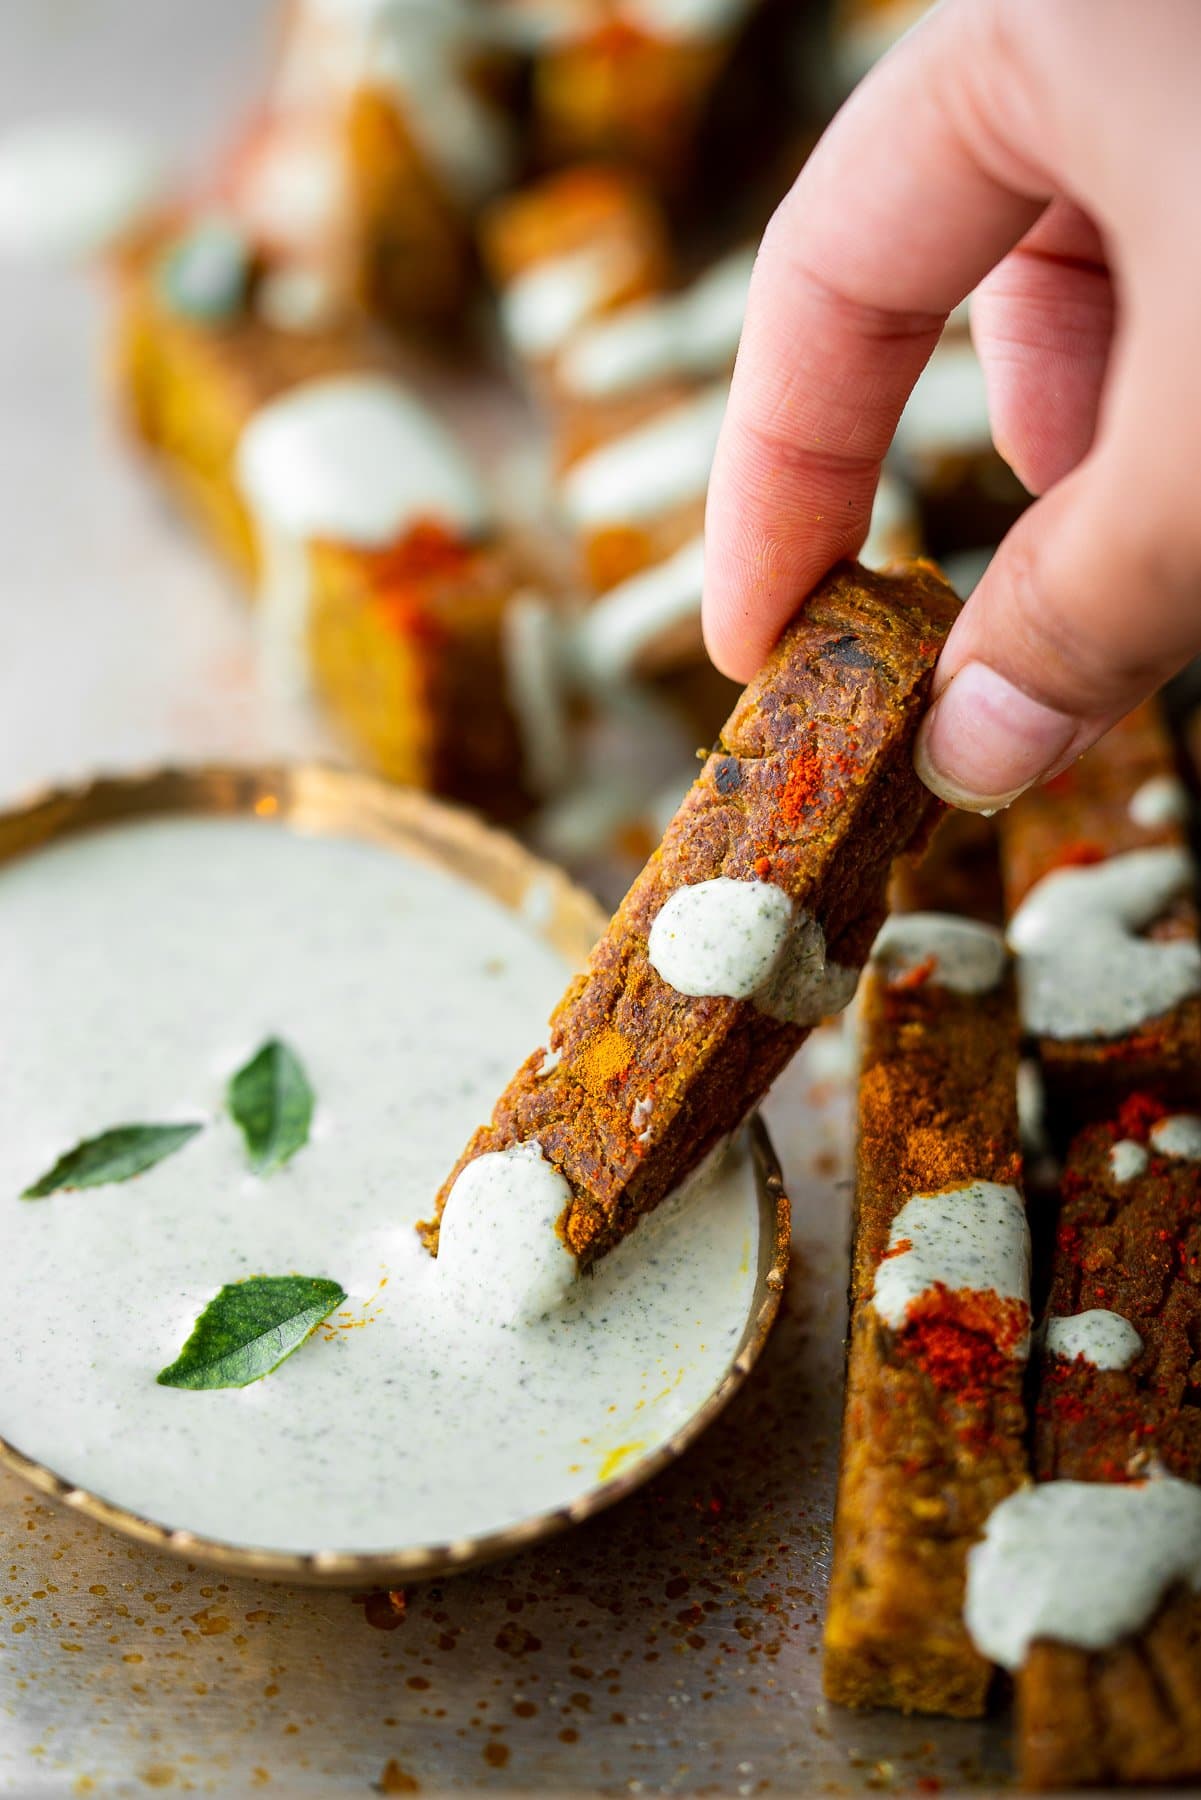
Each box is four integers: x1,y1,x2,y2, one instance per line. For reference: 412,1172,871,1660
702,0,1046,679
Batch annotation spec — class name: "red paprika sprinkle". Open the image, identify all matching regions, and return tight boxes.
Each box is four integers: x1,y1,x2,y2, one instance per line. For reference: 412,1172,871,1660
1051,839,1107,870
888,954,938,993
1115,1091,1170,1141
778,742,825,830
898,1287,1030,1405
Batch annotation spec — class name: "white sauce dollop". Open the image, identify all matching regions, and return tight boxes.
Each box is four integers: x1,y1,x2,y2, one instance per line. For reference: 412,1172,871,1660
756,928,860,1029
1044,1309,1143,1371
501,246,627,360
647,877,859,1024
235,374,487,692
1109,1138,1149,1182
1150,1113,1201,1161
648,877,793,1000
500,593,571,797
859,470,920,570
965,1478,1201,1670
0,118,164,262
232,124,347,264
559,249,753,398
257,266,340,334
437,1141,577,1325
560,383,728,528
871,1181,1030,1351
756,929,859,1027
1008,847,1201,1040
237,374,486,547
621,0,755,38
279,0,509,203
571,536,705,685
870,912,1006,995
486,0,753,47
1128,773,1189,831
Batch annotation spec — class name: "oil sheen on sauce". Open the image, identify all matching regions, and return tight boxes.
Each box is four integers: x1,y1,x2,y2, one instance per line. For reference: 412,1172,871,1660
0,817,760,1553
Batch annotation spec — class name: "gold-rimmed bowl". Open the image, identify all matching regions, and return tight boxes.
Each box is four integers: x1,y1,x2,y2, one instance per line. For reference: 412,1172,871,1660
0,765,790,1586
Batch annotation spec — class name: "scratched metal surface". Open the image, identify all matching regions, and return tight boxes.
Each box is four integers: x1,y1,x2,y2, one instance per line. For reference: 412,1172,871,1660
0,3,1021,1794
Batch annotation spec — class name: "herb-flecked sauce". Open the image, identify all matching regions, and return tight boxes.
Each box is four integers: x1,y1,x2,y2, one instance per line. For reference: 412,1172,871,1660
0,817,759,1552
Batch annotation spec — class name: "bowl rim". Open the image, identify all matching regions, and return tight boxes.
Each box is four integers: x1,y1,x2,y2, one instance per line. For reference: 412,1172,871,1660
0,762,791,1586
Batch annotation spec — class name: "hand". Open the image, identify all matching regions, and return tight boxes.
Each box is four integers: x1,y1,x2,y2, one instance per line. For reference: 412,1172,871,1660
703,0,1201,811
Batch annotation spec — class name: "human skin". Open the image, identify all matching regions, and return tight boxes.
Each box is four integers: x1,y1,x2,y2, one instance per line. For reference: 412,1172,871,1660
703,0,1201,811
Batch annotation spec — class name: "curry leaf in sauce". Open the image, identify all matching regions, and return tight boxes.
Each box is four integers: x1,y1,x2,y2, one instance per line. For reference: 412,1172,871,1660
21,1122,204,1199
157,1275,347,1390
227,1038,314,1174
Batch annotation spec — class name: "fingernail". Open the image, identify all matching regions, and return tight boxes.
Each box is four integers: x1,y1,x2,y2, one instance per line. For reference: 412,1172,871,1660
914,661,1079,813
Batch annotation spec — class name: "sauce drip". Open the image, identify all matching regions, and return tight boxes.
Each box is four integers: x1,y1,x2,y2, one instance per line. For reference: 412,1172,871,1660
1008,847,1201,1040
966,1478,1201,1669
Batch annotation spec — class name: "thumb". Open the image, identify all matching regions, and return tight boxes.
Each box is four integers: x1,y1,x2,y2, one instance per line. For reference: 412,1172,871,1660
914,447,1201,811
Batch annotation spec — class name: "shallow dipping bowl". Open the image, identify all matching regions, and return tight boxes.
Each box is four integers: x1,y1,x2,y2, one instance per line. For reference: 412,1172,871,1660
0,767,789,1586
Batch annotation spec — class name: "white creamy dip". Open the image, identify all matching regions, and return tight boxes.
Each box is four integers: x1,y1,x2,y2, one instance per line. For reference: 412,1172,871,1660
965,1478,1201,1670
1043,1309,1143,1371
280,0,509,203
859,470,920,570
871,1181,1031,1351
571,536,706,685
235,374,488,695
1128,773,1189,831
237,124,341,234
500,593,572,796
1150,1113,1201,1160
647,877,859,1025
869,912,1006,995
0,817,760,1553
1109,1138,1149,1182
438,1140,577,1324
1008,846,1201,1040
486,0,753,47
621,0,756,39
501,246,630,360
559,249,754,399
559,383,729,528
649,877,794,999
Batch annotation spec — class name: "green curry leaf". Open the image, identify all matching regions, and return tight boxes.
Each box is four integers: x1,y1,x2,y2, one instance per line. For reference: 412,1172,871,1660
156,1275,347,1390
227,1038,314,1174
22,1122,204,1199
